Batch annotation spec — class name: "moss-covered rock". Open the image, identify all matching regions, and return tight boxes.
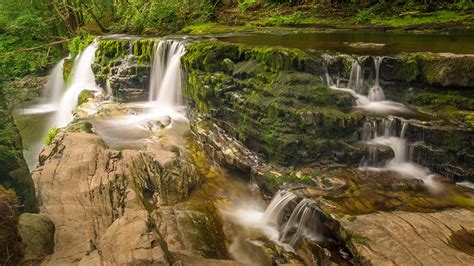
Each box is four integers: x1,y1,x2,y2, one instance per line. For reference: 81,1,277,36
183,41,364,166
18,213,55,264
0,111,37,213
92,39,157,101
0,185,22,265
379,53,474,87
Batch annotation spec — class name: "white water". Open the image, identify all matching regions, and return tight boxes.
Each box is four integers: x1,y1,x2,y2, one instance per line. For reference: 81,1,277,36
328,57,410,116
92,40,189,149
224,190,321,252
14,58,67,116
327,57,440,189
149,40,186,108
368,57,385,101
53,41,100,127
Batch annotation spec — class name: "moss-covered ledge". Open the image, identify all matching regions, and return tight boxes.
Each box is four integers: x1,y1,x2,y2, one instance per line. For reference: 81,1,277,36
182,40,364,166
326,52,474,88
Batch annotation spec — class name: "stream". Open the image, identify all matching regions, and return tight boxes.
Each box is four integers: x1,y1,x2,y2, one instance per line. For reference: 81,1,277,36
12,32,474,264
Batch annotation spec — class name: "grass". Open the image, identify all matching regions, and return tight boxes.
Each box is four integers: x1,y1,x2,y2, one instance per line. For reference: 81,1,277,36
371,10,474,27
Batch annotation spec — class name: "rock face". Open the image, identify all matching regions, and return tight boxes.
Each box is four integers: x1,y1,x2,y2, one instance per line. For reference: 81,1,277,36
0,186,22,265
0,111,37,213
326,52,474,88
32,131,201,264
182,41,364,166
342,209,474,265
18,213,55,263
93,39,156,101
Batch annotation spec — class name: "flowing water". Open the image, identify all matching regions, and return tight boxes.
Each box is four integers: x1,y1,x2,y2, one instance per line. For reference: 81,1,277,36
13,58,67,169
149,40,186,107
223,190,322,252
326,57,440,189
12,34,474,263
53,41,101,128
91,40,189,149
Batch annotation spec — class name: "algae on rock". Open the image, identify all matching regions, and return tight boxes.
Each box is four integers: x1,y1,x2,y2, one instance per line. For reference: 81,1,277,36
182,41,364,166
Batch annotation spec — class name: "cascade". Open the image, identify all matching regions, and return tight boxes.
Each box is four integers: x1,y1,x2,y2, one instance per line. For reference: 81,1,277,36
149,40,186,108
14,58,67,116
91,39,188,149
326,57,438,188
228,190,321,251
368,57,385,101
279,198,321,246
53,41,100,127
261,190,297,226
347,60,364,94
43,58,66,104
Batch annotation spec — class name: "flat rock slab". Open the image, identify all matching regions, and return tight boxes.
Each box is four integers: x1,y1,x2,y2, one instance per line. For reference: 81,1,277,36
341,208,474,265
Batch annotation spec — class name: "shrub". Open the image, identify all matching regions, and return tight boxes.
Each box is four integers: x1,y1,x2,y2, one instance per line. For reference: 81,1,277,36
44,127,59,145
355,10,376,24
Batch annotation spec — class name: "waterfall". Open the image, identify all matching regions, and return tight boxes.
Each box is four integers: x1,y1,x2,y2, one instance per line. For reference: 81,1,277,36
261,190,297,226
43,58,66,104
53,41,100,127
368,57,385,101
149,40,186,108
325,56,438,189
347,60,364,94
279,198,321,246
226,190,321,251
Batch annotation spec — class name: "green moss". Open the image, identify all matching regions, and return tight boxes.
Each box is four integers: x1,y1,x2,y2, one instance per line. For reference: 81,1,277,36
183,41,363,165
398,57,420,82
68,34,96,59
181,23,256,35
349,233,367,244
44,127,59,146
371,10,473,28
94,39,156,74
406,91,474,127
263,169,317,191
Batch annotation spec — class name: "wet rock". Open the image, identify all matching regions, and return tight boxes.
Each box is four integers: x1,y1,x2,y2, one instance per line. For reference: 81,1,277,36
94,56,150,102
327,52,474,87
229,235,272,266
233,60,260,79
183,42,363,166
96,210,169,265
32,131,200,264
345,42,386,49
342,209,474,265
18,213,55,263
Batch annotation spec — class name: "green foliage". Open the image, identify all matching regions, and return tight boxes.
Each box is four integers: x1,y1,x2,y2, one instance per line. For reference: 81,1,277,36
238,0,258,11
110,0,215,34
355,10,375,24
44,127,60,146
0,0,67,80
258,12,303,26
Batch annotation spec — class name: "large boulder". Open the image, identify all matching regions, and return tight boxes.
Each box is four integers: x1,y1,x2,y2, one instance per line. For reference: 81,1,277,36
341,209,474,265
32,131,201,264
18,213,55,263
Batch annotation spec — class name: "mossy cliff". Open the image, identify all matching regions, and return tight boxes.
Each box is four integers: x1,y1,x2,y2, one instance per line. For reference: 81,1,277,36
182,41,364,166
327,53,474,88
0,110,37,213
92,39,157,101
